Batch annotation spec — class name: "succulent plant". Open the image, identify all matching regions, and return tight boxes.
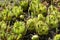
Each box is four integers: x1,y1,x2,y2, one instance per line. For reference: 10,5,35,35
48,5,58,15
38,3,47,14
29,0,39,12
1,8,8,21
6,33,23,40
12,6,23,17
7,11,14,21
57,12,60,22
12,21,26,34
38,14,45,21
1,8,14,21
27,18,37,31
30,12,37,18
35,21,49,35
16,34,22,40
31,35,39,40
0,31,5,39
53,34,60,40
46,14,58,29
29,0,47,17
0,21,7,31
20,0,28,11
7,34,15,40
0,0,60,40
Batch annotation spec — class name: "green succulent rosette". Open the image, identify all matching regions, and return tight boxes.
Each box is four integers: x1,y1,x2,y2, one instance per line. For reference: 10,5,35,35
27,18,37,31
38,14,45,21
20,0,28,11
48,5,58,15
0,21,7,31
35,21,49,35
12,6,23,17
53,34,60,40
46,14,58,29
12,21,26,35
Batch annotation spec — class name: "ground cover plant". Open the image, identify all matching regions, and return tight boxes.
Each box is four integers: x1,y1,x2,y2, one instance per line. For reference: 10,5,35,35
0,0,60,40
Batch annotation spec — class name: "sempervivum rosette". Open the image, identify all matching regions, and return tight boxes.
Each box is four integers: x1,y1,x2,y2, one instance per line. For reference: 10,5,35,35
12,21,26,35
53,34,60,40
12,6,23,17
46,14,58,29
27,18,37,31
35,21,49,35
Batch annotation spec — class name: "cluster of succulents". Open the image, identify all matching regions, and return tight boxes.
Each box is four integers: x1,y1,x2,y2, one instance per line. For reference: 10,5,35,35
0,0,60,40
